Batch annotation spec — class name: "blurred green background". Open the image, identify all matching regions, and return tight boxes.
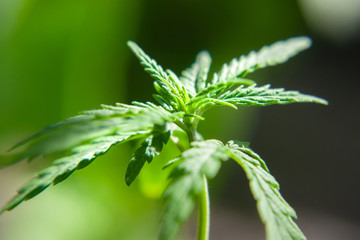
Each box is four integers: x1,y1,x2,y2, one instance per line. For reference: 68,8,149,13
0,0,359,239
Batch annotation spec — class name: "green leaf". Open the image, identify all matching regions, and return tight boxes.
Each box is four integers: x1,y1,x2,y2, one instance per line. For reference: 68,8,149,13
5,102,184,164
192,97,238,111
195,78,255,98
160,140,228,240
7,103,142,157
0,133,138,214
220,84,328,106
1,103,185,213
225,141,306,240
211,36,312,84
179,50,212,96
1,37,326,240
187,78,255,112
127,41,188,110
8,115,94,152
127,41,170,87
125,130,170,186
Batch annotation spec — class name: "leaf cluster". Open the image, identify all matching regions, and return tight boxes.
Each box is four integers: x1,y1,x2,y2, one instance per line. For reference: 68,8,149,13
1,36,327,240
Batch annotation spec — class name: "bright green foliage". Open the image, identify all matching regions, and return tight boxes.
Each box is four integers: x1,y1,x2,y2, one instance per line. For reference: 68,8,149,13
180,51,212,96
160,140,228,240
220,84,328,106
1,37,327,240
225,141,306,240
125,130,170,186
127,41,189,112
1,134,129,213
211,36,311,84
0,102,184,213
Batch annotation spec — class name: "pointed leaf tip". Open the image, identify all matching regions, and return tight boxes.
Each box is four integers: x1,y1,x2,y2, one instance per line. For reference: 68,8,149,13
127,40,136,47
293,36,312,48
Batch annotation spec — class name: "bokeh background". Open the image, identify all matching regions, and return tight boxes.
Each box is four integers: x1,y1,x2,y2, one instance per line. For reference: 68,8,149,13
0,0,359,239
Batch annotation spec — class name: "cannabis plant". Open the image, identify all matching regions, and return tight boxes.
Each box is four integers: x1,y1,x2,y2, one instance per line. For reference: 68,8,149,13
0,36,327,240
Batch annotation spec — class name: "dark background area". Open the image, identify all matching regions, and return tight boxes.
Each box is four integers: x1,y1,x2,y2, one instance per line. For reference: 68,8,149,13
0,0,359,239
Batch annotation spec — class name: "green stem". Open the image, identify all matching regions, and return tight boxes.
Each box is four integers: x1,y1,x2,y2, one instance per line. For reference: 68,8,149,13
170,136,186,152
197,175,210,240
175,120,194,142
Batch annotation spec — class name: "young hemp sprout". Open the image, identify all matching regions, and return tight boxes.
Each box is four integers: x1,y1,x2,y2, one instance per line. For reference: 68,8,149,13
0,36,327,240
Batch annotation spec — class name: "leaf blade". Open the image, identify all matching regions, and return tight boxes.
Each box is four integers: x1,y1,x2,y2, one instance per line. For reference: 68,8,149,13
180,50,212,96
0,134,136,213
127,41,169,85
212,36,311,84
4,103,184,165
160,140,228,240
221,84,328,106
1,103,185,213
225,142,306,240
125,130,170,186
127,41,188,110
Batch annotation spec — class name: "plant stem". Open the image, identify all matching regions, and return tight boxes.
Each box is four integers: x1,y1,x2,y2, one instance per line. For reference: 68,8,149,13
197,175,210,240
177,117,210,239
175,120,194,142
